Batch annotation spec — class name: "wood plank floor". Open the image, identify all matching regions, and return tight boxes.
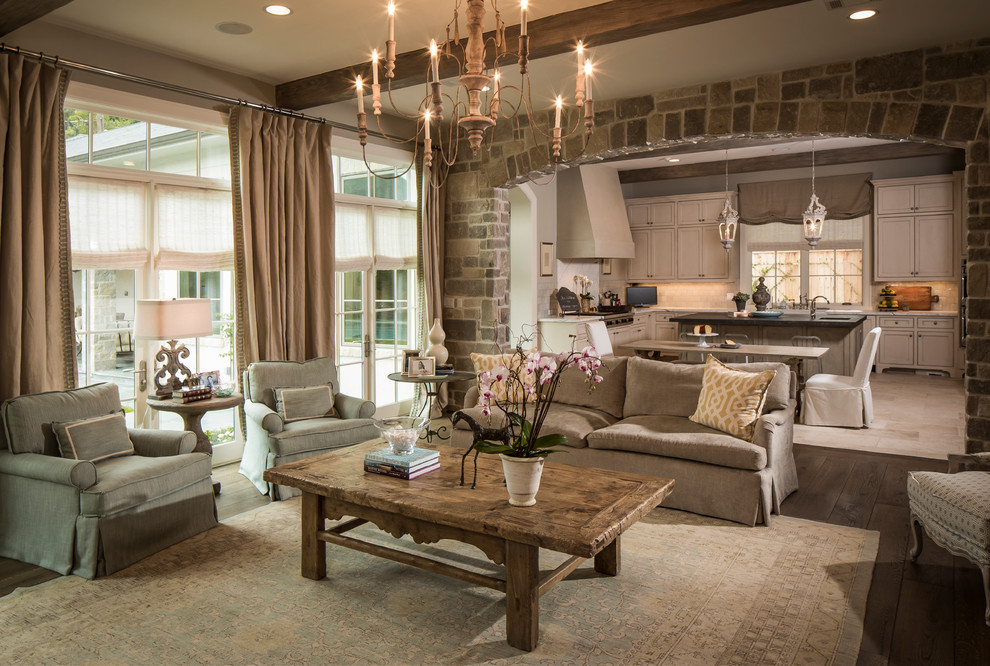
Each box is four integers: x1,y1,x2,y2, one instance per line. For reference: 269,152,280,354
2,451,987,664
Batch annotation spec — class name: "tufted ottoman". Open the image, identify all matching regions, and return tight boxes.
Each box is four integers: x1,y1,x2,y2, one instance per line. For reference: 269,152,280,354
907,468,990,626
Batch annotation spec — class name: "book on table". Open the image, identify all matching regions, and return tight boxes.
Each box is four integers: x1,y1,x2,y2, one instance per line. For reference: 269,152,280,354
364,447,439,471
364,461,441,479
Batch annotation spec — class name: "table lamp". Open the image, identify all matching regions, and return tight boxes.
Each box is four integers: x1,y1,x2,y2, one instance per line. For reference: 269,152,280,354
135,298,213,398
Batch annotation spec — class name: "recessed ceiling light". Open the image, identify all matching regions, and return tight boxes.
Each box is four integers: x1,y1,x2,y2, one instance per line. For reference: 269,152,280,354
849,9,876,20
667,158,680,163
265,5,292,15
216,21,253,35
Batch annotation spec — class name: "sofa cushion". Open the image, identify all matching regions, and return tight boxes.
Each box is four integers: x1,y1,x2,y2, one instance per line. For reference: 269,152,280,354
80,452,212,516
587,415,768,471
54,413,134,462
269,418,378,457
274,385,335,422
689,356,777,442
1,383,122,455
907,471,990,563
554,356,627,418
453,403,617,449
247,358,337,411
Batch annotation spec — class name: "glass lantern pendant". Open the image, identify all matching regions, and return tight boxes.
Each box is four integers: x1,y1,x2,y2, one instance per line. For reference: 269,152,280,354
803,139,826,248
717,150,738,251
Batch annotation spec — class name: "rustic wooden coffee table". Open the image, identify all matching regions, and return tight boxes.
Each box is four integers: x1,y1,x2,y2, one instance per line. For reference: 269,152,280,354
263,441,674,652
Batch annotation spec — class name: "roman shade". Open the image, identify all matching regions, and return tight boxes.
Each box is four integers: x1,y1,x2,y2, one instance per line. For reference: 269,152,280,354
738,172,872,224
68,176,148,268
156,184,234,270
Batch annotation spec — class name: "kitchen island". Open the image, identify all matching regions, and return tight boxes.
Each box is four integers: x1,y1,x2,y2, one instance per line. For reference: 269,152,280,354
670,311,868,375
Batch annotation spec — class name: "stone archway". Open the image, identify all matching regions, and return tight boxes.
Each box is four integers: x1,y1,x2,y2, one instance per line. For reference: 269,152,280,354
442,38,990,451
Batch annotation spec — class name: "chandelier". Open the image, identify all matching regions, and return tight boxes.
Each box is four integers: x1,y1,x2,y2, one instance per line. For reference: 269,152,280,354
355,0,597,179
717,149,738,251
803,139,827,247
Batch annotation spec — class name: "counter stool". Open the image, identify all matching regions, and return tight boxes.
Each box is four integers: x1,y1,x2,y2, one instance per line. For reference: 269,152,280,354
791,335,823,377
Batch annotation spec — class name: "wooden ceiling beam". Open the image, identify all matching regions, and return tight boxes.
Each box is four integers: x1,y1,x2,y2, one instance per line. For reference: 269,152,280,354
275,0,808,110
617,143,962,183
0,0,75,37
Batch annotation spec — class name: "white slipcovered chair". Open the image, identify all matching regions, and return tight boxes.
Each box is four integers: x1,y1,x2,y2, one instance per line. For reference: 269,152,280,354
585,320,613,356
800,327,881,427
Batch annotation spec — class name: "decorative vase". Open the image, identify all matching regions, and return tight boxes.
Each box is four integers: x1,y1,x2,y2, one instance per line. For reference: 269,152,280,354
425,318,448,365
499,454,545,506
734,299,747,312
752,277,772,311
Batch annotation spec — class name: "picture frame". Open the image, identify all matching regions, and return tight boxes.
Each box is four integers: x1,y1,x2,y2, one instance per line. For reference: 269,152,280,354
602,258,612,275
192,370,220,389
401,350,420,376
408,356,436,377
540,242,554,277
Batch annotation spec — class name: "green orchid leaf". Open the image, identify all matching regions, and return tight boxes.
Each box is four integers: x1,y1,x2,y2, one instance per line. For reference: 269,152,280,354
473,441,515,455
534,433,567,449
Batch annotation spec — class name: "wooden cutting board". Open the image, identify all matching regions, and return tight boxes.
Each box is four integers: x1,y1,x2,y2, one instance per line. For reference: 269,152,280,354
895,285,932,310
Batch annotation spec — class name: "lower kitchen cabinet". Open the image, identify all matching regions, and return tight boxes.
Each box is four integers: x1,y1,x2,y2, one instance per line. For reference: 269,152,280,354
875,315,959,376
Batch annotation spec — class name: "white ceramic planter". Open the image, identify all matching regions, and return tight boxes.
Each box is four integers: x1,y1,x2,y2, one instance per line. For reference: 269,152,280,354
499,454,545,506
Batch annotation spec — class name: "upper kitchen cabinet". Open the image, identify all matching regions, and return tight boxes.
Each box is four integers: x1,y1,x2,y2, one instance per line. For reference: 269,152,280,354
873,174,959,281
676,196,727,226
629,227,675,280
676,226,730,280
626,201,675,228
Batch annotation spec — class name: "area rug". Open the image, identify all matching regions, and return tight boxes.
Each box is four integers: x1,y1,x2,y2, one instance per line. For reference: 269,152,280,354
0,500,877,665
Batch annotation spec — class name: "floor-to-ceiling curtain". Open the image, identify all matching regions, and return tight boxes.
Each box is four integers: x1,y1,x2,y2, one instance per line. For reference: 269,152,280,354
228,106,335,386
0,53,75,409
417,149,445,414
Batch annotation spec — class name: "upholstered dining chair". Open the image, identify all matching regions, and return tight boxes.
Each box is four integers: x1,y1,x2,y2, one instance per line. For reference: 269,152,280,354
800,327,881,427
585,320,613,356
240,356,378,500
907,452,990,626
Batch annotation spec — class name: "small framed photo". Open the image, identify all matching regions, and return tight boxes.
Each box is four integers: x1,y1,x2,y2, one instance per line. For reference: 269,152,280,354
192,370,220,388
540,242,554,277
401,350,420,375
602,258,612,275
408,356,436,377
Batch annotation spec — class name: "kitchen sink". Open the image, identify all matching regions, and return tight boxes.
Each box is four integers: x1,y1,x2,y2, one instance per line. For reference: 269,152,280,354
817,315,855,320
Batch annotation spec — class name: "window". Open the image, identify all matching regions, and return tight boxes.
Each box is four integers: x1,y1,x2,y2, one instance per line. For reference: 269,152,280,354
744,217,866,306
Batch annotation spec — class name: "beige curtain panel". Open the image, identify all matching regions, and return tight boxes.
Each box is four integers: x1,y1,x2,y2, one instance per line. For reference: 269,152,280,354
417,150,446,415
228,107,335,380
738,172,873,224
0,53,75,408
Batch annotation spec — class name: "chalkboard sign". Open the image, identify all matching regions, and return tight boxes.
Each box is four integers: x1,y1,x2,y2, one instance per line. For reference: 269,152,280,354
555,287,582,314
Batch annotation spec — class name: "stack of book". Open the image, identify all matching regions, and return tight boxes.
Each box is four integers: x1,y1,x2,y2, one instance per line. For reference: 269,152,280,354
174,386,213,403
364,447,440,479
436,363,455,375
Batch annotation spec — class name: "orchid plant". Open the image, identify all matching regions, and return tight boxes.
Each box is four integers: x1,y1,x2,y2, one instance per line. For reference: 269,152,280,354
474,338,603,459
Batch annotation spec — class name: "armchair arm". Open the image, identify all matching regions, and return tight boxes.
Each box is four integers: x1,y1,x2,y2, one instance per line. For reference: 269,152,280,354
0,449,96,489
463,385,480,409
753,403,796,459
335,392,375,419
128,428,196,456
948,452,990,473
244,400,284,434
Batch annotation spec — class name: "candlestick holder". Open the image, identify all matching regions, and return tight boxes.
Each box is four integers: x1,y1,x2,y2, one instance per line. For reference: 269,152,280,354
357,112,368,146
518,34,529,75
385,40,396,78
372,83,382,115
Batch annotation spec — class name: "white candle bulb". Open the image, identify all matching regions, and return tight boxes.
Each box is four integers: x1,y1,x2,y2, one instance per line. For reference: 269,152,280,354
387,1,395,42
491,70,501,117
429,39,439,82
584,60,593,100
356,76,365,113
372,49,379,86
554,95,562,129
520,0,528,37
424,109,431,142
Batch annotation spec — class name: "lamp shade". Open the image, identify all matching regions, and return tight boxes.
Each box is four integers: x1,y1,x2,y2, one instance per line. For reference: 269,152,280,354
134,299,214,340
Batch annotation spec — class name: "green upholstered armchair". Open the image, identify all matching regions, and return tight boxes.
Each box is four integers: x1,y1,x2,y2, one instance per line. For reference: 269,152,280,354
239,357,377,500
0,383,217,579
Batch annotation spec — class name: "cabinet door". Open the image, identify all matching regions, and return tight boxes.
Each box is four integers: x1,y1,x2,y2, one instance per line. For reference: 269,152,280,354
915,181,954,213
916,330,955,368
699,226,730,279
651,202,676,227
676,200,705,225
654,321,678,341
627,203,651,228
676,227,703,279
649,228,676,280
874,216,915,279
628,228,652,280
878,329,914,366
914,213,955,278
876,185,916,215
700,197,727,224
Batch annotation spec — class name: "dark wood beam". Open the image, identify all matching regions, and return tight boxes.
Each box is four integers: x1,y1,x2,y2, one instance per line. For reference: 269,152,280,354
0,0,74,37
276,0,810,109
617,143,963,183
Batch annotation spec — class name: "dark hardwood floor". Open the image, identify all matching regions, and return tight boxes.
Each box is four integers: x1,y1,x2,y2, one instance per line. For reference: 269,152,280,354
2,448,988,664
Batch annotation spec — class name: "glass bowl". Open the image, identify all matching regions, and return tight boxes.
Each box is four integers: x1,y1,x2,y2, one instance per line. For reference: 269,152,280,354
373,416,430,455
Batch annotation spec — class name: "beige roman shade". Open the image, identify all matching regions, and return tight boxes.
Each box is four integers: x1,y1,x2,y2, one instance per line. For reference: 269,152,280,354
738,172,873,224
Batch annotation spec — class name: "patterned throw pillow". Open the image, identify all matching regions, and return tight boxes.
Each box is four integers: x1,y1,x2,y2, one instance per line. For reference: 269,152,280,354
53,412,134,462
470,352,536,404
274,385,335,422
689,356,777,442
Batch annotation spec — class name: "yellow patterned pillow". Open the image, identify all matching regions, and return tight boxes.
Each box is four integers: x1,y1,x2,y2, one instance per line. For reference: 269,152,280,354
689,356,777,442
470,352,535,403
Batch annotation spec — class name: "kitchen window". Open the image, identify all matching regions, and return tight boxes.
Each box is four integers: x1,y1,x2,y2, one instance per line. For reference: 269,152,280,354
742,217,867,306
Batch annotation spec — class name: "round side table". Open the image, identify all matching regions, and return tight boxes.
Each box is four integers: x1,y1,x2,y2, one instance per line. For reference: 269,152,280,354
387,371,476,442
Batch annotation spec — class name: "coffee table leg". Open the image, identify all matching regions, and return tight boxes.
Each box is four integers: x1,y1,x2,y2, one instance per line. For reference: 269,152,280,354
505,541,539,651
301,492,326,580
594,535,621,576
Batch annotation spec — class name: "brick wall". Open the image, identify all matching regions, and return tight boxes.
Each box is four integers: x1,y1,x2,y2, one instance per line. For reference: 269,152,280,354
442,38,990,452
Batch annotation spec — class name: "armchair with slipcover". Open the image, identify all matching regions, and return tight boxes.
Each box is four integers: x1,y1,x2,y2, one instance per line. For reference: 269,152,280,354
239,357,378,500
0,383,217,579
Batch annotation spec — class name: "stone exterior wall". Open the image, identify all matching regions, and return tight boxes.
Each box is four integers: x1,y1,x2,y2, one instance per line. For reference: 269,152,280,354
442,38,990,452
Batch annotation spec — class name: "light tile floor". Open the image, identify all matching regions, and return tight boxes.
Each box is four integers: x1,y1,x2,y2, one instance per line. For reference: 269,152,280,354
794,370,965,460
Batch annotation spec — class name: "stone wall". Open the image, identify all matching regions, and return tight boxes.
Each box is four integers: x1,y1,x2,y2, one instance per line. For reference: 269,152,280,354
442,38,990,452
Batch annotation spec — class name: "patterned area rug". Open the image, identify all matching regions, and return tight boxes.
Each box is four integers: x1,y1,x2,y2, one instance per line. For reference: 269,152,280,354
0,500,877,665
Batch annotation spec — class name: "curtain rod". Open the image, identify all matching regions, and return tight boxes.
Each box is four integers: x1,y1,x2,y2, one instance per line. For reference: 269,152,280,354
0,42,376,136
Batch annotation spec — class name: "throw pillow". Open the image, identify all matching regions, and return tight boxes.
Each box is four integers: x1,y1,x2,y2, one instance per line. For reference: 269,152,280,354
689,356,777,442
470,352,536,404
274,385,335,422
53,412,134,462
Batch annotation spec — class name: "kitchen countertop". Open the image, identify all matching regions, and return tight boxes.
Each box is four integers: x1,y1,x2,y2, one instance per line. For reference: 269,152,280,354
670,312,867,327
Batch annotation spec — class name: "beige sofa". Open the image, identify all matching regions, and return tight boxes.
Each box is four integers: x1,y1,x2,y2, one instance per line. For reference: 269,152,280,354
451,356,798,526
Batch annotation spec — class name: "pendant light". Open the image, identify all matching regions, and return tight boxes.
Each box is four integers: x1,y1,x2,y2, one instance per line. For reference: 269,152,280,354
717,149,738,251
803,139,827,247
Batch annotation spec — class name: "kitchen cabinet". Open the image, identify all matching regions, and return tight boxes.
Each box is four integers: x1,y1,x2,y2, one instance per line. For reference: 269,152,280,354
875,315,959,376
629,228,675,280
609,322,647,353
873,175,958,281
676,197,725,226
652,312,678,341
676,226,730,280
626,201,675,228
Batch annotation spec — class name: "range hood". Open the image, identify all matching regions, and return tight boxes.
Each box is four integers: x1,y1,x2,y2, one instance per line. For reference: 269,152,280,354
556,164,635,259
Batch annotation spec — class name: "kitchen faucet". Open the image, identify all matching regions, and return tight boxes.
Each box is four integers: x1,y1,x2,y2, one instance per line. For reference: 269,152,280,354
810,295,830,319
